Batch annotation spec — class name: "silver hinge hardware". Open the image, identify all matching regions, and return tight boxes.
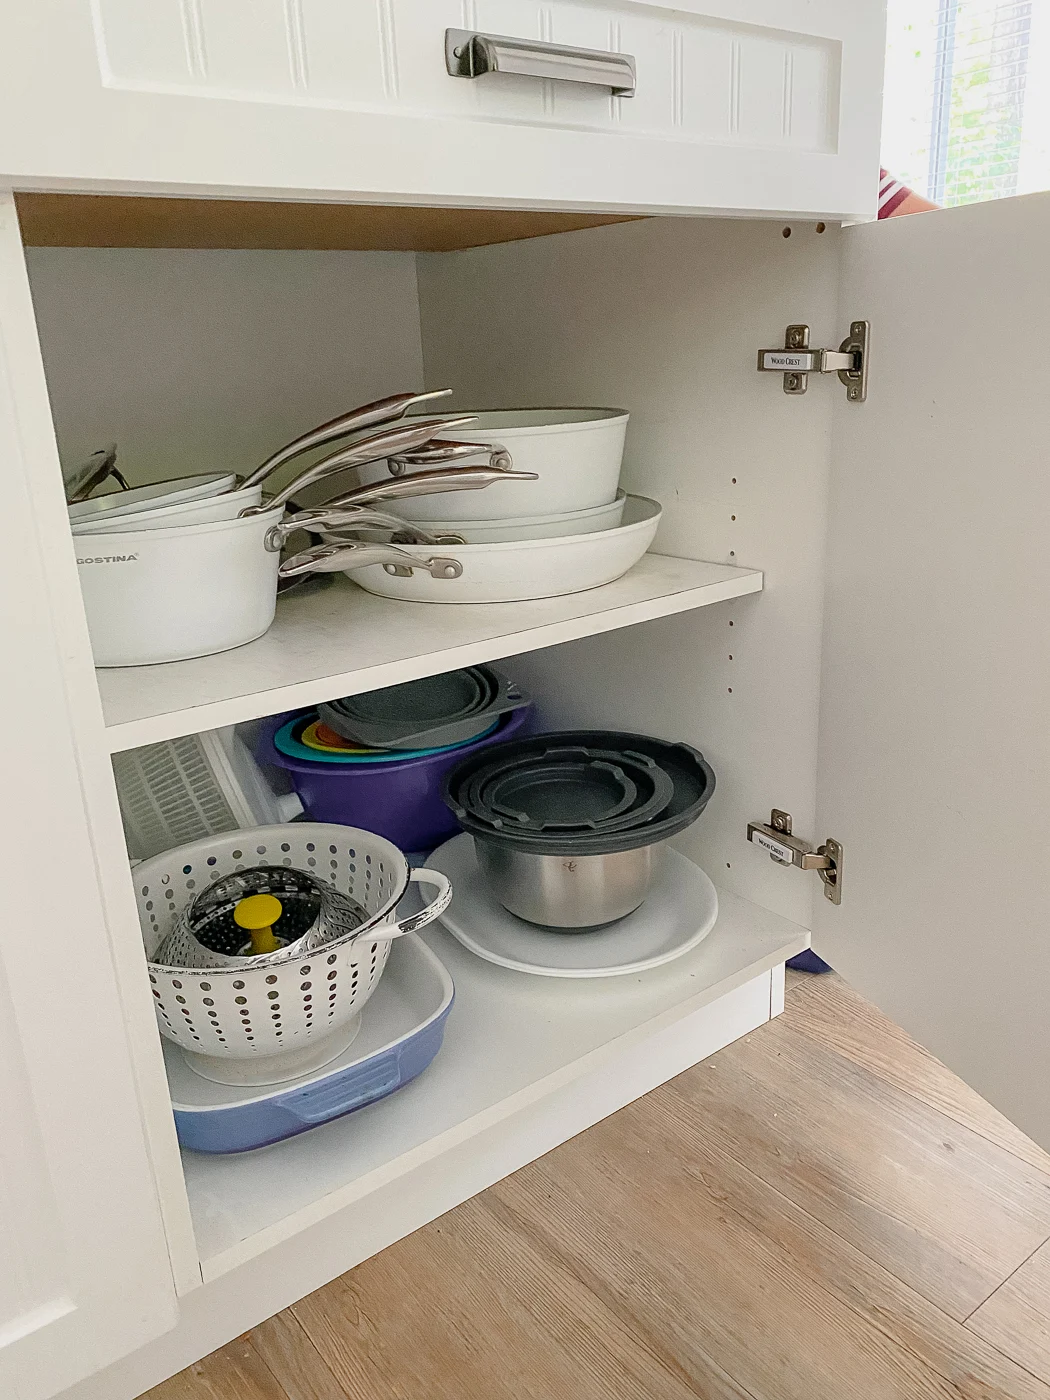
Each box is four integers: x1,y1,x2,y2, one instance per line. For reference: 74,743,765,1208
746,808,842,905
757,321,869,402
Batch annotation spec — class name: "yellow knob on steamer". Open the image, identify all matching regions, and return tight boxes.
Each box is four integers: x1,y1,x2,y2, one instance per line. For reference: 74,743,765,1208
234,893,284,956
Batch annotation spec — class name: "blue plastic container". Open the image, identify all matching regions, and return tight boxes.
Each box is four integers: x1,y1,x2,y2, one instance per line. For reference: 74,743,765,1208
165,934,454,1153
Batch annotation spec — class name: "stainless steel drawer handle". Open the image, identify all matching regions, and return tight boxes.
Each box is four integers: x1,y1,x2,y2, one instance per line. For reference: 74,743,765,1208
445,29,636,97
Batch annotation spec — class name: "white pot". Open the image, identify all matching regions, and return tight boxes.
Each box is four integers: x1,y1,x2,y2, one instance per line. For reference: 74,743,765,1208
75,505,285,667
338,495,661,604
354,408,628,521
69,482,264,535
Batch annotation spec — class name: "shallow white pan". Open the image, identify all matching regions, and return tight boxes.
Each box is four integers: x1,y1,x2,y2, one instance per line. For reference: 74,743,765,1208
69,482,264,534
298,495,661,604
330,490,628,546
67,471,237,522
354,408,628,522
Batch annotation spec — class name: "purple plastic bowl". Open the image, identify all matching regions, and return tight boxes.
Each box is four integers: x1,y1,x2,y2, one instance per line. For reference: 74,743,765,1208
261,704,532,851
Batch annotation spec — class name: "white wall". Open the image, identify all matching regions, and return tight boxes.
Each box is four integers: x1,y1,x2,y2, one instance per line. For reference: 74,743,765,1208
417,217,839,925
24,248,424,492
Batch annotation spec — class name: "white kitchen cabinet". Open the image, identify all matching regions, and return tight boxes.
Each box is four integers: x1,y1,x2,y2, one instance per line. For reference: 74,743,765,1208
4,132,1050,1400
0,1,884,221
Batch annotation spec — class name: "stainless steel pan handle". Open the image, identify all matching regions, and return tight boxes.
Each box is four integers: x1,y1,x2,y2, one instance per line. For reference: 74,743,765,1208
265,507,459,552
387,440,513,476
445,29,636,97
239,389,454,491
240,416,479,516
278,541,463,581
318,463,538,513
269,507,461,549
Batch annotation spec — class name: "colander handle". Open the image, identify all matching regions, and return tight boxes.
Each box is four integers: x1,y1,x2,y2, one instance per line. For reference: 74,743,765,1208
380,868,452,938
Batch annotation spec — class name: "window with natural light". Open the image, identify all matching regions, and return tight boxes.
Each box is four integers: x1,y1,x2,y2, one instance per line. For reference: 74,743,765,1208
882,0,1050,206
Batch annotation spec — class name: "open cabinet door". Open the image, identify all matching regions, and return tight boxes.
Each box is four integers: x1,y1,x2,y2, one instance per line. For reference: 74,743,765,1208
0,193,176,1400
811,192,1050,1148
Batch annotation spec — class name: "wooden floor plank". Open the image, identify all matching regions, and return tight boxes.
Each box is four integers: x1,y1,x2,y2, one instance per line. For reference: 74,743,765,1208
290,1190,746,1400
664,1013,1050,1319
143,1334,291,1400
787,973,1050,1175
969,1240,1050,1383
493,1087,1050,1400
144,971,1050,1400
241,1313,346,1400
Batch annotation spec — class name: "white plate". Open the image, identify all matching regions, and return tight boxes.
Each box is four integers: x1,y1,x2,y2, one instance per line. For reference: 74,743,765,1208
67,472,237,521
427,833,718,978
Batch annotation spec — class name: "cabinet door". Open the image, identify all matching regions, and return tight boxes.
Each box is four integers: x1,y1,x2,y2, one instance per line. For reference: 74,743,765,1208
0,1,883,220
0,195,176,1400
812,192,1050,1148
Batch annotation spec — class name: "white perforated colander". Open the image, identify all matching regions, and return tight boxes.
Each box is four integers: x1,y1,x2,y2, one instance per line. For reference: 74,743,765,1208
136,824,451,1086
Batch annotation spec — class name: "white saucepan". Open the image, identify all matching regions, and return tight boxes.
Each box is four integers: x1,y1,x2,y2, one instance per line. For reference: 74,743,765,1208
74,460,539,665
75,506,286,667
283,495,661,604
355,408,629,522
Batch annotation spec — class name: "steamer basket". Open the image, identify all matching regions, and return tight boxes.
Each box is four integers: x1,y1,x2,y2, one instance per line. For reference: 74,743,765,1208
136,824,451,1086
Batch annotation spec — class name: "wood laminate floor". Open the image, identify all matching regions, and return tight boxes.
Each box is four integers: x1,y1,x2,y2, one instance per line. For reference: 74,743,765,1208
147,973,1050,1399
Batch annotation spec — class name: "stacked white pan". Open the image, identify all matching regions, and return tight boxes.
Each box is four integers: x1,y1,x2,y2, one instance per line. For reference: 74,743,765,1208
67,391,536,666
281,408,663,604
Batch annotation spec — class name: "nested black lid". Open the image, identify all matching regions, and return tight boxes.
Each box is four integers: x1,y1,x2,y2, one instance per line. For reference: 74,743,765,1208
443,730,715,855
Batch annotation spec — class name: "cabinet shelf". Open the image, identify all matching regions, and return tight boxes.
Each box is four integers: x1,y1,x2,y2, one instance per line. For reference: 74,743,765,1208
180,890,807,1280
98,554,762,751
16,193,638,253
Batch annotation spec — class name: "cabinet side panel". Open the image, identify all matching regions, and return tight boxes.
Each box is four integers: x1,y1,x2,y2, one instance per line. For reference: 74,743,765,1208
417,216,838,924
0,193,177,1398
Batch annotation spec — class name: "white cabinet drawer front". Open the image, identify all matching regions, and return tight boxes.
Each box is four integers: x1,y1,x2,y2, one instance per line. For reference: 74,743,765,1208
92,0,839,153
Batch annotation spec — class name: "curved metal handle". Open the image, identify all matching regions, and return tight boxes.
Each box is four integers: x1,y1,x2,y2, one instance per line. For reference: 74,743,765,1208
272,507,457,549
278,540,463,580
382,869,453,938
446,28,636,96
266,506,456,551
321,463,538,512
239,389,454,491
240,415,479,516
387,441,513,476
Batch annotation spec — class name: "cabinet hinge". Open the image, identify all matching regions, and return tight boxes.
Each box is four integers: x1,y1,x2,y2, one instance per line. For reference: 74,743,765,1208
757,321,869,402
747,808,842,905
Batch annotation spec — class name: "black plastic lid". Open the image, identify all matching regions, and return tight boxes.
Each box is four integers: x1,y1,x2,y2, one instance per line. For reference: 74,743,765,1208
443,730,715,855
463,746,675,835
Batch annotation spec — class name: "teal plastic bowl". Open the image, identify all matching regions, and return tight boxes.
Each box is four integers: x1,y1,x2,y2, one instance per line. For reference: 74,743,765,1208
273,714,500,766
